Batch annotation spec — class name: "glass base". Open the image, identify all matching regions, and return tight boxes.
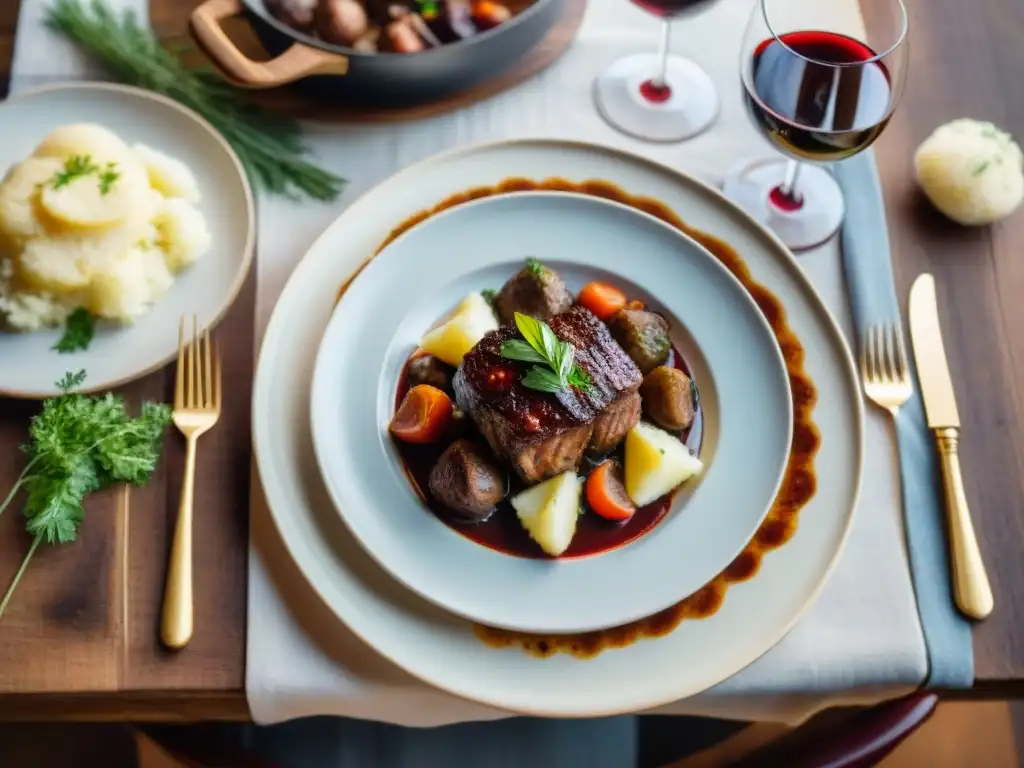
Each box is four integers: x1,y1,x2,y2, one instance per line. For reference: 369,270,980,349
721,159,845,252
594,53,719,143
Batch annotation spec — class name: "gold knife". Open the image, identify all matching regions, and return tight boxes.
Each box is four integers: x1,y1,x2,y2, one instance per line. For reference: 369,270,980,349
908,273,994,620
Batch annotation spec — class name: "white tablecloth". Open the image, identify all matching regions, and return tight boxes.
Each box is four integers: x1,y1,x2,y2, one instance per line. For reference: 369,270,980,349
10,0,927,727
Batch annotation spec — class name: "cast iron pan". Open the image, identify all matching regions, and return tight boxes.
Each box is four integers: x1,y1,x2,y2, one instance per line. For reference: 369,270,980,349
191,0,566,107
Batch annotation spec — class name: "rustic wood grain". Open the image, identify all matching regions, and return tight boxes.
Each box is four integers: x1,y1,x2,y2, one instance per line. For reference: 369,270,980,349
0,0,19,99
0,0,1023,721
0,0,252,716
862,0,1024,693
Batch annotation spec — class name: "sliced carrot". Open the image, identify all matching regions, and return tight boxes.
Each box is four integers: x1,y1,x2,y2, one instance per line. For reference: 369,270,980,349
390,385,453,444
585,459,636,521
578,281,628,321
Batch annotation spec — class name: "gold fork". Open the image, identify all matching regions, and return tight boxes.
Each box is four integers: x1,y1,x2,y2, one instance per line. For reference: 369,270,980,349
161,315,222,650
861,323,913,417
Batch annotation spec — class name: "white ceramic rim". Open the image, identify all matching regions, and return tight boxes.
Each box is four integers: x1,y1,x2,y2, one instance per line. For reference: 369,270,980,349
0,81,256,399
308,190,794,633
252,138,864,716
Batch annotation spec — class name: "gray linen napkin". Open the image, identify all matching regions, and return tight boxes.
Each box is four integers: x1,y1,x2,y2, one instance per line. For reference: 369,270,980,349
835,152,973,688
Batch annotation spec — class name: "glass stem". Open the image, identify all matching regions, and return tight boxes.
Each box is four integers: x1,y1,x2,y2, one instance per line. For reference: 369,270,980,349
780,160,804,203
652,21,671,87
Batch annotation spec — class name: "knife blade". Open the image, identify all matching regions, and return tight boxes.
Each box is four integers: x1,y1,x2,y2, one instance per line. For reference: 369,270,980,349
909,274,960,429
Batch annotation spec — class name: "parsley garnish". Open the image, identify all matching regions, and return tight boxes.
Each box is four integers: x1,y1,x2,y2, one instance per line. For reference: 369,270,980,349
53,308,95,354
500,313,593,394
47,156,120,196
98,162,120,195
973,161,991,176
481,288,498,308
525,257,546,278
50,154,100,189
0,371,172,620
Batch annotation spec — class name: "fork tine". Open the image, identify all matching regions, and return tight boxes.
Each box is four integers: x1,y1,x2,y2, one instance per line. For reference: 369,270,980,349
868,325,880,382
201,326,212,408
213,343,222,412
879,323,893,382
859,326,872,383
884,324,898,382
191,314,200,408
175,316,186,410
893,323,910,382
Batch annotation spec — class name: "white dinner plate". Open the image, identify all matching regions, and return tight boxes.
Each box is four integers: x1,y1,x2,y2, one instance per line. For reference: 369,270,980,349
309,192,793,633
253,139,863,716
0,83,254,398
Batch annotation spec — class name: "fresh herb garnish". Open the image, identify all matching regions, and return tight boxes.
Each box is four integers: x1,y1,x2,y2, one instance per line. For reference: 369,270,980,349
98,161,120,195
53,308,95,354
481,288,498,308
525,257,546,278
973,161,991,176
0,371,172,620
45,0,346,202
500,313,592,394
50,154,100,190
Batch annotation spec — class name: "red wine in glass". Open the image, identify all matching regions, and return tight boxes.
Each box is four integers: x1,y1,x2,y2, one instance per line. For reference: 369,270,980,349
593,0,721,141
630,0,718,19
722,0,908,251
744,31,893,162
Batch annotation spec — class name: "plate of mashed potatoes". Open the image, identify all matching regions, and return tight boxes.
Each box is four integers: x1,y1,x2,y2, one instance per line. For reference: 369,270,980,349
0,83,254,397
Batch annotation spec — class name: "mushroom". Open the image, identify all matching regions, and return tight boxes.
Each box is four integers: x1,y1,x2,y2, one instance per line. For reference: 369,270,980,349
639,366,695,432
266,0,318,31
407,354,454,394
428,439,506,521
315,0,370,46
608,308,671,374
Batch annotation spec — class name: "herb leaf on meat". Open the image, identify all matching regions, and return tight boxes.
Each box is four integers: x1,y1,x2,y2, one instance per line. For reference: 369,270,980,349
499,339,548,364
525,257,546,278
501,313,592,394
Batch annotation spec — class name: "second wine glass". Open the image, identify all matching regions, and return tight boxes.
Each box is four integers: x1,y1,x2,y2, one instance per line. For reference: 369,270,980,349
594,0,721,143
722,0,909,250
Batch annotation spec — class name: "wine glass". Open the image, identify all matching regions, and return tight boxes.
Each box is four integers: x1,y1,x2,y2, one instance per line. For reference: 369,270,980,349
722,0,908,250
593,0,721,143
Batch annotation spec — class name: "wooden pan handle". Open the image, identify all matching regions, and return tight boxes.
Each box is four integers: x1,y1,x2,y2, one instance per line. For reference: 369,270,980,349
190,0,349,88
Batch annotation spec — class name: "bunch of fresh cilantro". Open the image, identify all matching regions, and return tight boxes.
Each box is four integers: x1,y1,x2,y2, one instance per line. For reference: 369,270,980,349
0,371,171,619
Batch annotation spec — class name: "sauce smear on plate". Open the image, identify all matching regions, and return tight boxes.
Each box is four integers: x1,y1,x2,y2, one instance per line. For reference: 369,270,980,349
375,175,820,658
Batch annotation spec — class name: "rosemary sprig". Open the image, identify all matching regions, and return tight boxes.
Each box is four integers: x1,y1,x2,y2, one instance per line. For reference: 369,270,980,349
45,0,345,202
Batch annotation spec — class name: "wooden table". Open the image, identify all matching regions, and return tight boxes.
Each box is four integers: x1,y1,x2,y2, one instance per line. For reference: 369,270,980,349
0,0,1022,721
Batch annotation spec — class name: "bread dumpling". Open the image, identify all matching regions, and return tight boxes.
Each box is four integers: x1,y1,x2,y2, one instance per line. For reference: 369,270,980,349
153,198,212,272
915,119,1024,226
132,144,201,203
33,123,129,163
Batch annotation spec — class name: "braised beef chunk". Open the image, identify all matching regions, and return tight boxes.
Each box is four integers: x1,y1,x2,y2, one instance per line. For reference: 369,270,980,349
454,306,642,483
608,309,671,374
493,259,574,325
428,439,506,521
407,355,454,394
589,391,641,454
